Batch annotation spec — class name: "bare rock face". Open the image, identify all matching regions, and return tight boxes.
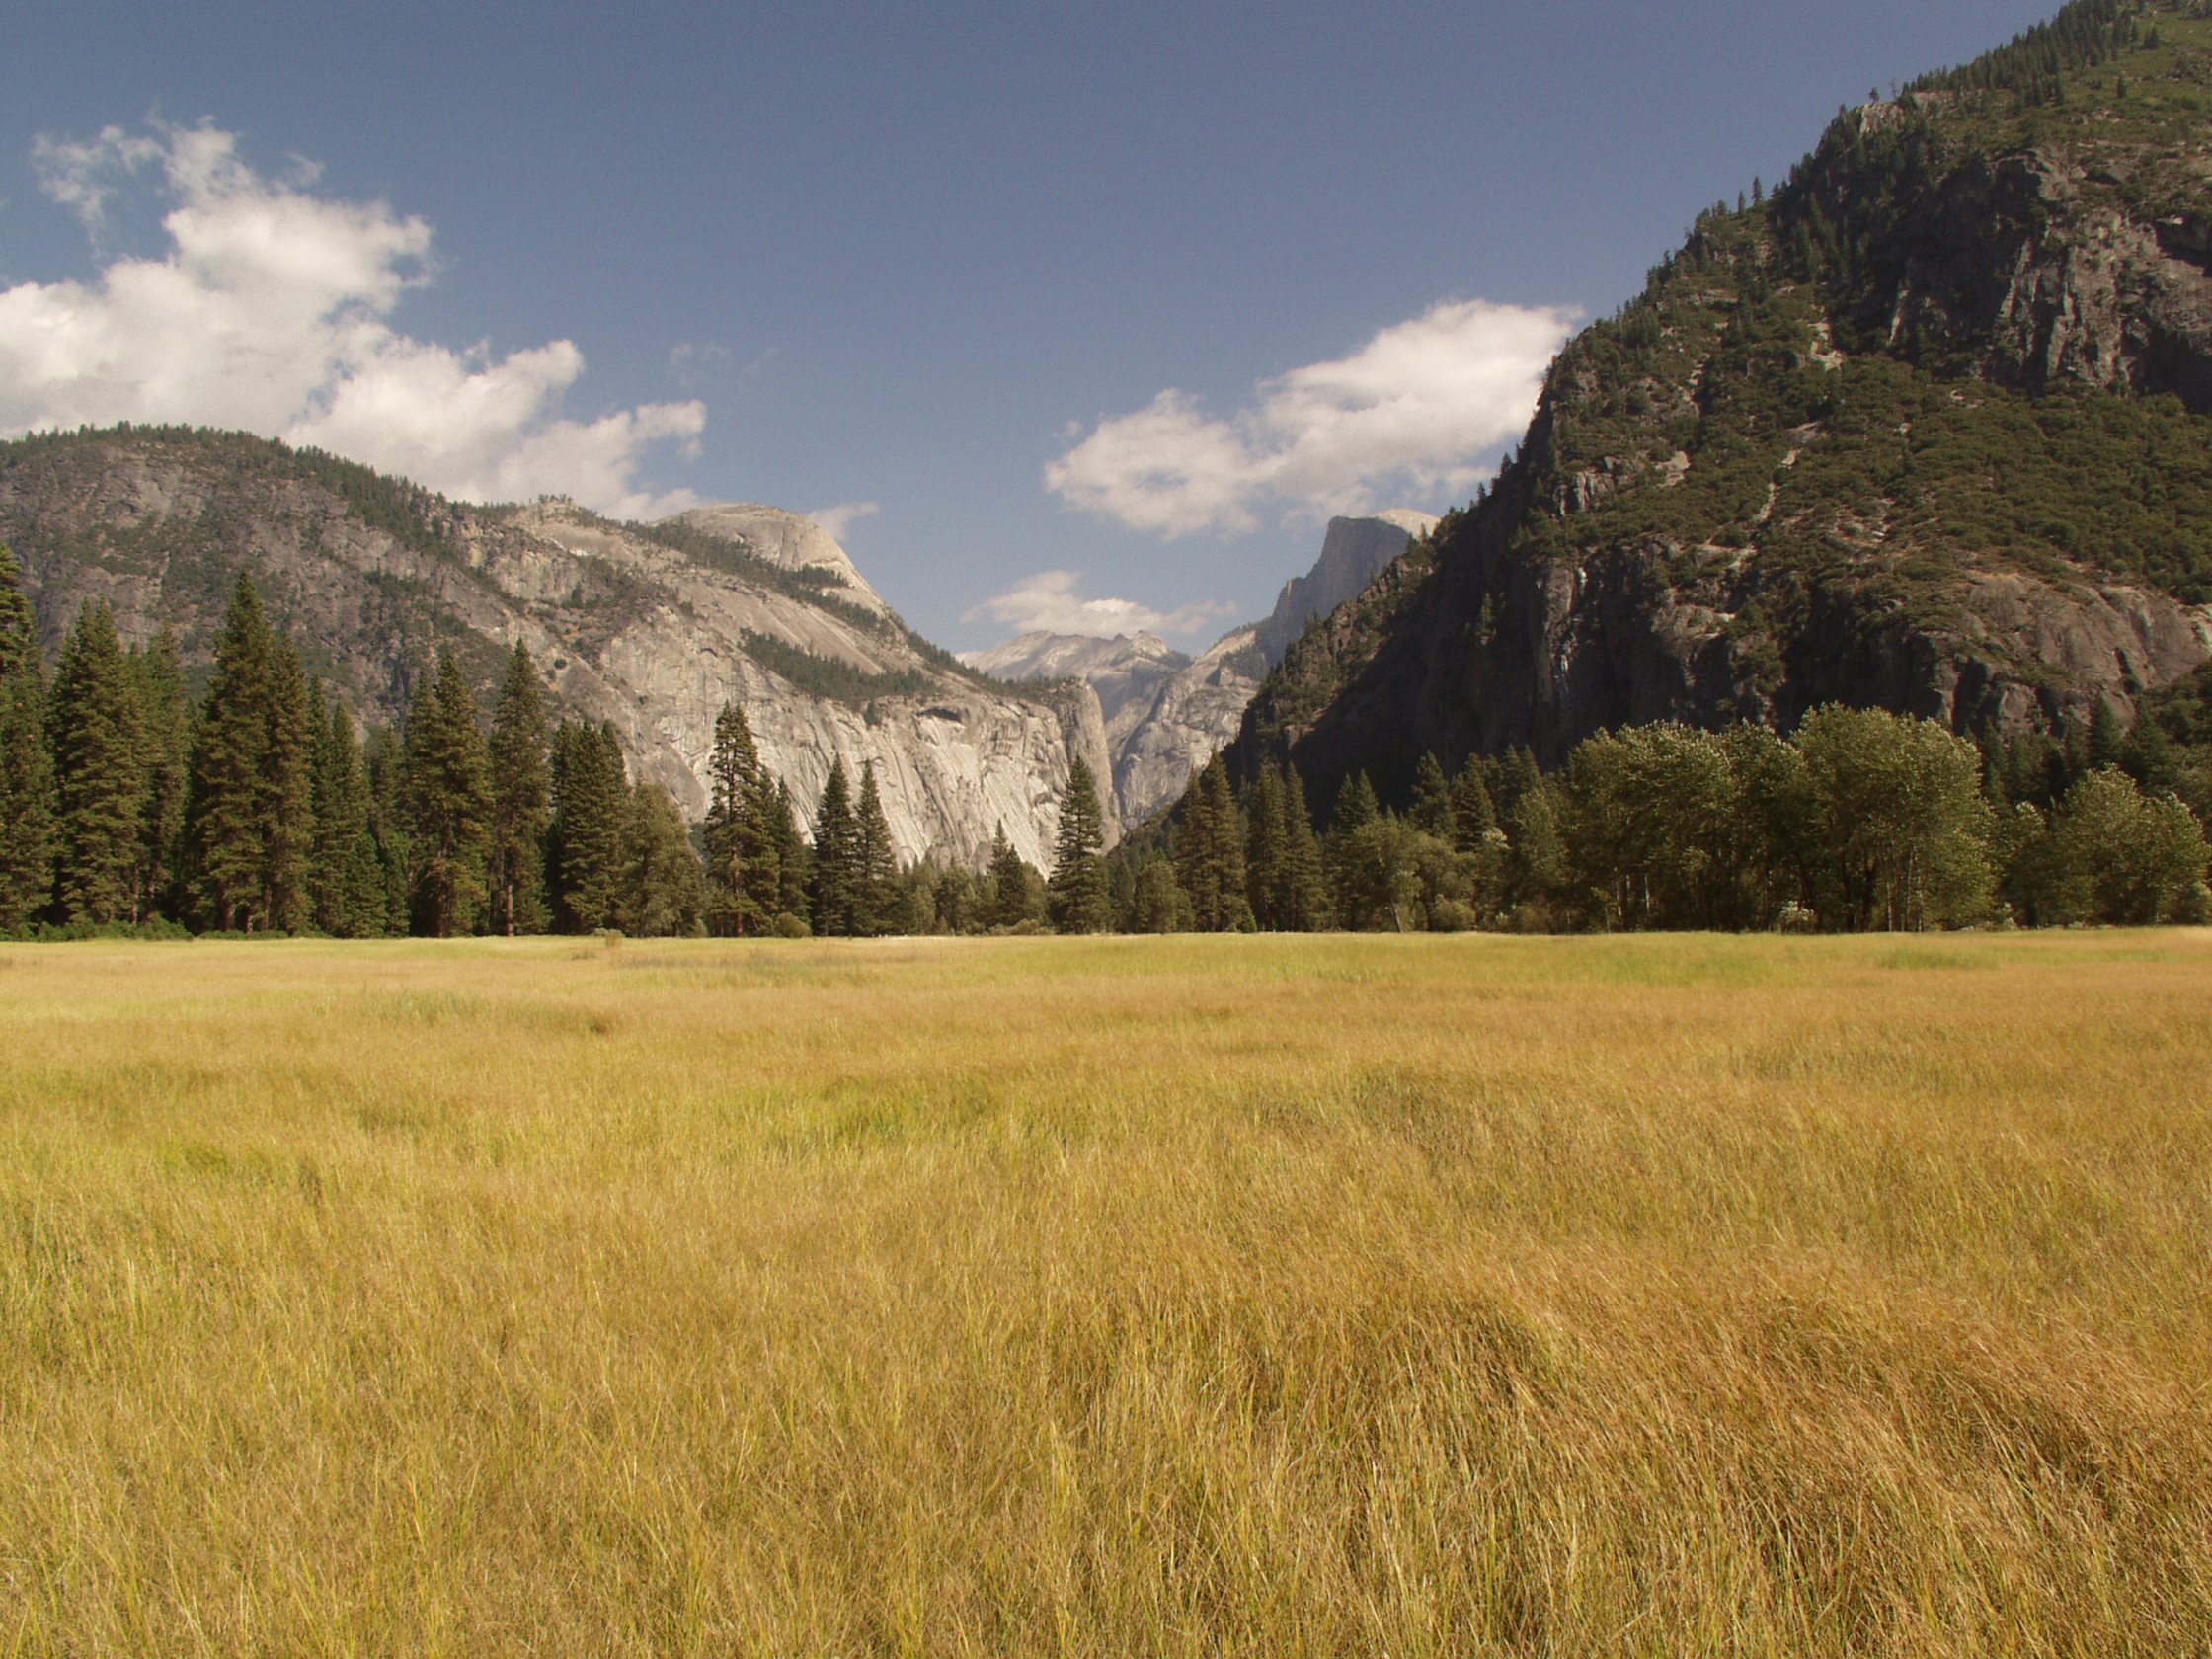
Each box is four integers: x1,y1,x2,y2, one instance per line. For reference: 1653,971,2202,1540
962,630,1188,736
1252,512,1437,666
0,431,1107,871
1110,626,1266,825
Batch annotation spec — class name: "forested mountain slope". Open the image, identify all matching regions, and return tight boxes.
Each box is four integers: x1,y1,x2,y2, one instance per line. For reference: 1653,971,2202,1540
0,427,1108,868
1239,0,2212,807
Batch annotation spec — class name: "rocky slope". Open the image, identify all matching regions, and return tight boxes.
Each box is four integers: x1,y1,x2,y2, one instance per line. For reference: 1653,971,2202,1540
0,427,1110,870
1237,0,2212,807
1251,512,1437,666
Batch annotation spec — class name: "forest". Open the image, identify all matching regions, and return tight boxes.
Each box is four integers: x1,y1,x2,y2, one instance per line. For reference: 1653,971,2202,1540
1,548,2205,941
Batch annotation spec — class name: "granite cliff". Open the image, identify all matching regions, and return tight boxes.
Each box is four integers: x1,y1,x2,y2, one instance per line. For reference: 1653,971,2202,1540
1237,0,2212,806
0,427,1110,870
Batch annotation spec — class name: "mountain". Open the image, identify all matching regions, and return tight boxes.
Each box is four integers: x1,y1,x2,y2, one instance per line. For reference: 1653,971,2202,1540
965,512,1433,828
0,425,1110,870
1252,512,1437,666
1236,0,2212,808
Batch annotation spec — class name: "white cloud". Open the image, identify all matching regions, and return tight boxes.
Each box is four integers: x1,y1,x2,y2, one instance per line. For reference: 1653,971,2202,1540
965,570,1236,641
0,122,703,517
1045,297,1578,538
806,501,878,542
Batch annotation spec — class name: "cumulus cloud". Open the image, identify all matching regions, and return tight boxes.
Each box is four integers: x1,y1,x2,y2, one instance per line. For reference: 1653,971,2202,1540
965,570,1236,641
1046,297,1577,538
806,501,878,542
0,122,703,517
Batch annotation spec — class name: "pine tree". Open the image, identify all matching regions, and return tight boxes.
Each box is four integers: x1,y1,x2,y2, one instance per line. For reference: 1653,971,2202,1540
49,601,146,924
1048,756,1111,933
2120,710,2180,796
186,575,276,930
130,628,190,922
309,691,384,937
853,760,899,935
1409,751,1454,837
772,779,811,919
808,757,859,936
363,724,414,936
404,651,493,937
549,721,626,932
259,634,317,933
1279,764,1331,930
703,701,775,934
619,780,706,937
0,546,54,930
1243,762,1287,929
2088,696,2126,772
486,643,552,936
1448,756,1497,848
1175,754,1250,931
988,822,1032,928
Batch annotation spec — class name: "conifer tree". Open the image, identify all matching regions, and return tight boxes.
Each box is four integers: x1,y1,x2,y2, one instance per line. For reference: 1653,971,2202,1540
988,822,1032,928
1409,751,1454,837
0,547,54,930
309,690,384,937
186,575,276,931
1448,757,1497,848
808,757,860,935
130,628,190,922
49,601,146,924
2088,696,2126,772
2120,710,2180,796
1324,770,1381,923
1243,763,1287,929
1279,764,1331,930
404,651,493,937
703,701,776,934
619,780,706,937
1048,755,1111,933
485,643,552,936
363,724,413,935
259,634,318,933
853,760,899,935
772,779,812,919
1175,754,1250,931
549,721,626,932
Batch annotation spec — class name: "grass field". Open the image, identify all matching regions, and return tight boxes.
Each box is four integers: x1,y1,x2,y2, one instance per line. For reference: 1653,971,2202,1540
3,930,2210,1655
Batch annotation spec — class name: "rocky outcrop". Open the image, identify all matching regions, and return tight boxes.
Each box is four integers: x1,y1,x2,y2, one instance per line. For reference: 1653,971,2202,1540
1252,512,1436,666
1233,39,2212,806
1109,627,1266,825
963,630,1188,736
0,429,1105,870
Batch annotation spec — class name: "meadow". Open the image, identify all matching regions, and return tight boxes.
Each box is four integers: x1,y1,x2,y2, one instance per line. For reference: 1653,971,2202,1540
2,929,2209,1656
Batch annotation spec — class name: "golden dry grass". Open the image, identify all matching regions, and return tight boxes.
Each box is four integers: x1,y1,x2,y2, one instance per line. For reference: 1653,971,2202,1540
2,929,2209,1655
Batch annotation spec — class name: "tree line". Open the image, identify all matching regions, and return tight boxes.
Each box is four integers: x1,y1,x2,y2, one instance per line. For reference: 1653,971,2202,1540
1118,701,2209,935
0,554,1118,941
4,551,2205,941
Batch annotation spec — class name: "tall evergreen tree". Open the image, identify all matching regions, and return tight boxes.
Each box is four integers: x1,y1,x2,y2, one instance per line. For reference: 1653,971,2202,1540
772,779,812,919
130,628,190,922
363,723,413,936
185,575,276,930
309,690,384,938
703,701,777,934
404,651,493,936
807,756,860,936
1175,754,1250,931
549,720,627,932
1243,762,1288,929
485,643,552,936
48,601,145,924
1448,757,1497,848
2088,695,2126,773
988,822,1032,928
853,760,899,935
1278,764,1331,931
0,546,54,930
258,633,318,933
1409,751,1454,837
1048,755,1111,933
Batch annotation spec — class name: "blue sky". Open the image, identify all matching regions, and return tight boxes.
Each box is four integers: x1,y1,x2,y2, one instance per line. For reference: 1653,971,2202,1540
3,0,2059,650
